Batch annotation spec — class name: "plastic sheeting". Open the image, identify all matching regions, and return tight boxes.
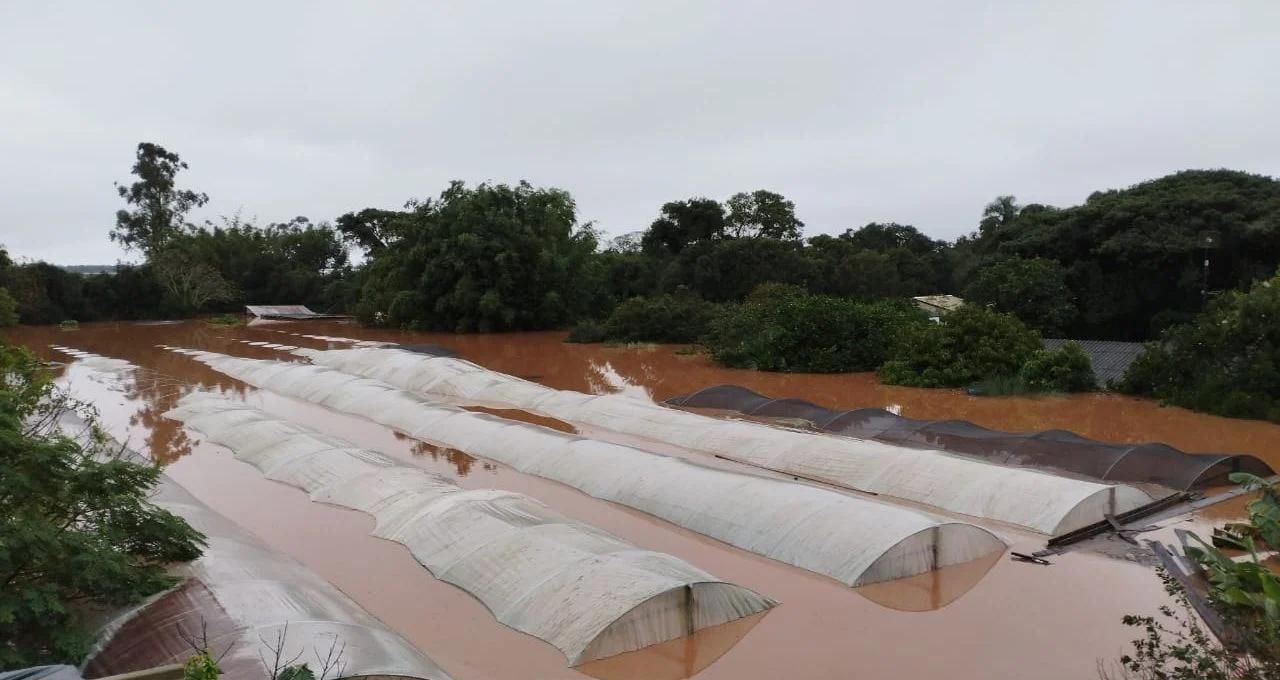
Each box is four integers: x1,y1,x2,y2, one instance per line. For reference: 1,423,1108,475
665,384,1275,490
165,347,1007,587
294,347,1155,536
164,393,775,665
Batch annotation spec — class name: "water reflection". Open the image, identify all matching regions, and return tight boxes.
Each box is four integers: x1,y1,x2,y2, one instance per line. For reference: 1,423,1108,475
576,611,769,680
401,433,494,477
855,549,1004,612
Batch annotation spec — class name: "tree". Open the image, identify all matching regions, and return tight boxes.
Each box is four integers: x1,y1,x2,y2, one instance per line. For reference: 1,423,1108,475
172,214,350,311
983,171,1280,339
1020,341,1096,392
357,180,599,332
836,223,953,295
664,237,810,302
111,143,209,257
604,231,644,253
153,249,237,313
879,304,1042,387
963,256,1077,335
1119,271,1280,422
0,344,206,666
707,284,928,373
724,190,804,240
640,198,726,255
333,208,405,256
0,288,16,326
978,195,1020,239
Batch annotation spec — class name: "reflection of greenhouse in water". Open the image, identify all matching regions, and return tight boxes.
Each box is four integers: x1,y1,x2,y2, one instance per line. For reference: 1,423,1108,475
666,384,1274,491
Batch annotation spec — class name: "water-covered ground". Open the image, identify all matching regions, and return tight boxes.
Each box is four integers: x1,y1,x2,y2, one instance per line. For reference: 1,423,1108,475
8,319,1278,680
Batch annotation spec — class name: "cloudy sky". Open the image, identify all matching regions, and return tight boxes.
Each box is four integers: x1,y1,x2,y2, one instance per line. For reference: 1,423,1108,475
3,1,1278,264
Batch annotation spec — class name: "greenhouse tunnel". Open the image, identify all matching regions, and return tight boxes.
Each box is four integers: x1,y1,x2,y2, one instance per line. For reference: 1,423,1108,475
49,412,450,680
164,393,776,665
154,347,1008,588
666,384,1275,490
286,346,1154,535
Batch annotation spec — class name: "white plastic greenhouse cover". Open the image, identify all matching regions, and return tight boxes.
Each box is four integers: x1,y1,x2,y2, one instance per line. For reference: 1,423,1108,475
50,409,450,680
297,347,1155,535
165,347,1007,586
164,393,775,665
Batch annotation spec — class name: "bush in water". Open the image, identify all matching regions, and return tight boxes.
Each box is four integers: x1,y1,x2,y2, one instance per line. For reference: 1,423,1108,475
707,284,928,373
565,319,607,343
1021,341,1096,392
879,304,1041,387
601,292,722,344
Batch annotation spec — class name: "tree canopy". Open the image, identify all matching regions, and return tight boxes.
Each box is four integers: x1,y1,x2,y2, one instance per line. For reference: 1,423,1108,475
111,143,209,257
356,181,600,332
1119,272,1280,423
962,256,1077,336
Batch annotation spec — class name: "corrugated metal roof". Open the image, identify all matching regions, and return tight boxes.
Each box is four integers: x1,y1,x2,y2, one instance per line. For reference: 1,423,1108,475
1042,338,1146,385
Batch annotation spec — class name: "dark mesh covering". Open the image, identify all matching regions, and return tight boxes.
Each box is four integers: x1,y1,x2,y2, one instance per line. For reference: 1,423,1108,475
666,385,1274,491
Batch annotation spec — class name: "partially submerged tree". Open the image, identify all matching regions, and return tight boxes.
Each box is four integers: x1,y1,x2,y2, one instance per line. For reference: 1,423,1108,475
0,343,206,666
357,180,600,331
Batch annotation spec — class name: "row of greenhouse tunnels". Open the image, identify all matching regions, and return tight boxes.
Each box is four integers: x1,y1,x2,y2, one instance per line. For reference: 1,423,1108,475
5,320,1278,680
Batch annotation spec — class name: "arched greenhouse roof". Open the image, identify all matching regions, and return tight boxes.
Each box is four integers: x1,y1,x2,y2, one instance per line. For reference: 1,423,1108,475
667,384,1274,491
292,347,1154,536
161,347,1007,587
164,393,775,665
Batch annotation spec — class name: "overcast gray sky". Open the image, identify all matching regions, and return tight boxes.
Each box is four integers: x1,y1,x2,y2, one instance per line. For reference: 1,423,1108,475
2,1,1278,264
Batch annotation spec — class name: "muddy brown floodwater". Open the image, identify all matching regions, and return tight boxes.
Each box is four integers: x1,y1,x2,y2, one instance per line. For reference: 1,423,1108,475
7,320,1280,680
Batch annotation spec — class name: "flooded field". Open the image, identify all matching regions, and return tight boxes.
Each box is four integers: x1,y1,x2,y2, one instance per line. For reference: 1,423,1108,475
8,319,1280,680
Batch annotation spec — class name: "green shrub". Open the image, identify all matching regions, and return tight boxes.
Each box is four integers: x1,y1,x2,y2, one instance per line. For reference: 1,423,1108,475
204,313,242,326
1117,273,1280,423
1020,341,1096,392
565,319,607,343
706,285,927,372
879,305,1041,387
0,287,16,327
601,293,722,344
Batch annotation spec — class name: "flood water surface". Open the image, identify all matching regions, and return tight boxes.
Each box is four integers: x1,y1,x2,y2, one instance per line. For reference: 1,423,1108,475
8,320,1277,680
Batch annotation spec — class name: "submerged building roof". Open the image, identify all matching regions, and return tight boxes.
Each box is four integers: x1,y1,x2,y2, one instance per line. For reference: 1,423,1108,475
164,393,775,666
164,346,1008,588
1041,338,1146,385
295,346,1155,536
244,305,351,320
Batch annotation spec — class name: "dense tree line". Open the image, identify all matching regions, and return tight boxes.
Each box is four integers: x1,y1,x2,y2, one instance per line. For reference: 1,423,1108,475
4,142,1280,418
